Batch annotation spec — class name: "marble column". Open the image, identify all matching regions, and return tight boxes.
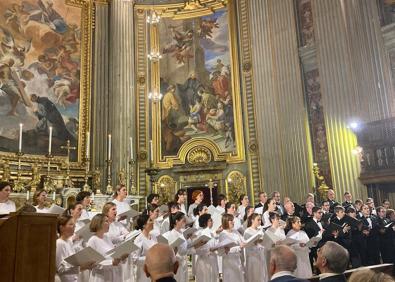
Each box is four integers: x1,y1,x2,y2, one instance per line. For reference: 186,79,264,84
92,1,110,192
108,0,135,192
249,0,313,202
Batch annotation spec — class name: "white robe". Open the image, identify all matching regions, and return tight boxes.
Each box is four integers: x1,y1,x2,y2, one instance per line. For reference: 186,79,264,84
219,230,245,282
195,228,219,282
35,205,50,213
56,238,80,282
87,235,123,282
286,229,312,279
160,216,170,234
112,199,132,228
262,211,271,228
243,227,268,282
134,233,157,282
237,205,247,221
73,220,89,282
0,200,16,214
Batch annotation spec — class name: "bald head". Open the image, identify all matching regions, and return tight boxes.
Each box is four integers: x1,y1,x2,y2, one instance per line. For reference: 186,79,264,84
144,243,178,281
269,245,297,277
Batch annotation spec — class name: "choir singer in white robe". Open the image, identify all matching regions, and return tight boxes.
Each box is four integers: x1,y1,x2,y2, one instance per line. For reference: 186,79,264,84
0,181,16,214
112,184,132,229
219,213,245,282
33,190,50,213
87,214,127,282
243,213,268,282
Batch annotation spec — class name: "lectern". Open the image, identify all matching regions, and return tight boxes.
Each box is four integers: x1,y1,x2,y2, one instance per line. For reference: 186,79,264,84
0,211,58,282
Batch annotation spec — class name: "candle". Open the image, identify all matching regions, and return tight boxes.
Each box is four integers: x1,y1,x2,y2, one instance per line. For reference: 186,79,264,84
26,190,29,201
130,137,134,159
48,126,53,154
91,192,95,201
150,140,153,162
108,134,112,160
86,132,90,158
18,123,23,152
52,191,56,201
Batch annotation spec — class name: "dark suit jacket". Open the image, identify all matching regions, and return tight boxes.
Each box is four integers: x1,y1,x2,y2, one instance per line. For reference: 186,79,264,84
156,277,177,282
304,218,322,238
269,275,309,282
319,274,347,282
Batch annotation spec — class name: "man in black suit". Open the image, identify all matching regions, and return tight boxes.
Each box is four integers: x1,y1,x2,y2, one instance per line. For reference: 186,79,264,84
255,191,268,209
316,241,349,282
341,191,353,210
281,201,296,222
269,245,309,282
304,207,324,270
326,189,340,213
144,243,179,282
320,201,332,228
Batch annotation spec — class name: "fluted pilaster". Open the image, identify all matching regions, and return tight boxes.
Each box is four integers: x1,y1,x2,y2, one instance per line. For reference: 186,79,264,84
249,0,313,201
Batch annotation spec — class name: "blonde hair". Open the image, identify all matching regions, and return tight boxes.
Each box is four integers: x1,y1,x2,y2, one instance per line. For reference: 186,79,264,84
102,202,116,215
32,190,47,206
349,269,394,282
113,184,126,199
221,213,234,230
90,214,107,233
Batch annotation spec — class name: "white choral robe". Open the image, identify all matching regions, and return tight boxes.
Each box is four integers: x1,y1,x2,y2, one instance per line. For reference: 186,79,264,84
160,216,170,234
264,227,286,269
56,238,80,282
243,227,268,282
219,230,245,282
0,199,16,214
73,219,89,282
286,229,313,279
34,205,50,213
262,211,271,228
195,228,219,282
164,229,195,282
87,234,123,282
180,203,187,215
237,205,247,221
134,232,157,282
112,199,132,228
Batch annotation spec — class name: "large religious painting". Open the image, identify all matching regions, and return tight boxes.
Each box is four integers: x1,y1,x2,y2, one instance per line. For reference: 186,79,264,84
0,0,91,162
146,1,244,167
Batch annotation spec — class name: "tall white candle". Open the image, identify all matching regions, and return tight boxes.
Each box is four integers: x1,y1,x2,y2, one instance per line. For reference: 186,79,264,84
150,140,153,162
26,190,29,201
91,192,95,201
18,123,23,152
48,126,53,154
52,191,56,201
130,137,133,159
108,134,112,160
86,132,90,158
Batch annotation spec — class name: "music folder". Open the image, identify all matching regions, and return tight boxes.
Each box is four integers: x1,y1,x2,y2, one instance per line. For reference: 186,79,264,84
65,247,105,266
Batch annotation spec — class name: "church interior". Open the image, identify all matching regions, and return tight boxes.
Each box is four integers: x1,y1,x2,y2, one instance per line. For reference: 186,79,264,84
1,0,395,281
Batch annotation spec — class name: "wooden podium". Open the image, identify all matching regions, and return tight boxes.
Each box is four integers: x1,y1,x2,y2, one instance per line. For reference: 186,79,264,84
0,211,58,282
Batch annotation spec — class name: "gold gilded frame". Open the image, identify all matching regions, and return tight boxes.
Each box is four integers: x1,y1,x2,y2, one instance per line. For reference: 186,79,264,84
0,0,93,167
135,0,245,169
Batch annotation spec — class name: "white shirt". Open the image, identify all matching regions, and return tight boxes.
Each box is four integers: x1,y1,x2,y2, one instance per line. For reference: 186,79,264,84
314,217,323,230
35,205,50,213
112,198,131,215
0,200,16,214
56,238,79,282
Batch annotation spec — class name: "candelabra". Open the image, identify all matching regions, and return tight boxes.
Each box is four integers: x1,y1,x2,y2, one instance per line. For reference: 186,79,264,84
105,159,113,195
13,151,25,192
83,157,91,192
145,164,159,194
129,159,137,195
44,154,55,193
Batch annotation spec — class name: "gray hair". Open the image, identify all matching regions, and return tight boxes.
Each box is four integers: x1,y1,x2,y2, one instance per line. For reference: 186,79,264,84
321,241,349,273
270,245,297,272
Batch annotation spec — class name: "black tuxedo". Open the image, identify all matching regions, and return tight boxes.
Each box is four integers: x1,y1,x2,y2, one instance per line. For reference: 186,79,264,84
341,201,353,210
157,277,177,282
359,215,380,265
321,212,332,228
304,218,322,269
269,275,309,282
319,274,347,282
255,202,265,209
327,199,340,213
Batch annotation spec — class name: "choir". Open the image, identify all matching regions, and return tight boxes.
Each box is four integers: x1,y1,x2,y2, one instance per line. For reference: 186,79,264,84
1,180,395,282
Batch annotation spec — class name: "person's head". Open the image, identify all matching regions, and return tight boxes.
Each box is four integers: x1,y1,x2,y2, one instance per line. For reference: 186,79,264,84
283,196,291,205
321,201,330,212
343,192,352,202
0,181,12,201
217,194,227,207
269,211,281,228
147,193,159,205
57,215,75,238
225,202,236,215
305,201,315,214
316,241,349,274
145,204,159,220
327,189,335,200
33,190,47,206
222,213,234,230
247,213,261,228
136,213,154,232
366,198,375,209
334,205,345,219
76,191,91,208
113,184,127,200
264,197,277,213
286,216,302,231
144,243,179,281
376,206,386,219
361,204,370,216
193,203,208,217
90,214,109,234
349,269,394,282
258,192,267,204
306,193,314,203
271,191,281,203
175,189,186,204
269,245,297,277
346,207,356,218
382,199,390,210
102,202,117,221
169,211,186,230
243,206,254,221
239,194,249,206
284,201,295,214
312,207,323,221
167,201,180,214
199,213,212,229
192,190,204,204
354,199,363,211
64,202,83,219
387,209,395,221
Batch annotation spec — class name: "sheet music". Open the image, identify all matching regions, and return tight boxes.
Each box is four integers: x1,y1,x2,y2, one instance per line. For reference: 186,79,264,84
48,205,65,215
65,247,105,266
106,239,139,259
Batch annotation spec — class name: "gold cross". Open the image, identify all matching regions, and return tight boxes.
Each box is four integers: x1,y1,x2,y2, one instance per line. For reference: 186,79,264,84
61,140,77,164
